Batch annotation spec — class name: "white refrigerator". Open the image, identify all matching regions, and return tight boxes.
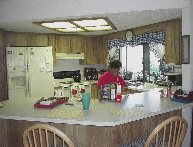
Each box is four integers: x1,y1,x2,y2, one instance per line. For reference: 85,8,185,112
6,46,54,99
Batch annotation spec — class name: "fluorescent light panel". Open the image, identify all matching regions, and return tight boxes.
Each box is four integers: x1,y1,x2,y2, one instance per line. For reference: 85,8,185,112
85,26,112,31
56,28,85,32
41,22,76,28
38,18,115,33
73,19,108,27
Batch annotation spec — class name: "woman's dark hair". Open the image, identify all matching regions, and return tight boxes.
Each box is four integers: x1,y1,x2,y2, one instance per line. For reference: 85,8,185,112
108,60,122,69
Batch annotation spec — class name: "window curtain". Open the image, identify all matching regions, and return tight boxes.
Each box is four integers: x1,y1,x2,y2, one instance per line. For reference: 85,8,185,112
107,31,166,63
149,42,166,74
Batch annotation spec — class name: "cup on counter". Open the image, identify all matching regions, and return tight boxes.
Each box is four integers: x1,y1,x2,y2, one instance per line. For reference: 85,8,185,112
82,92,90,111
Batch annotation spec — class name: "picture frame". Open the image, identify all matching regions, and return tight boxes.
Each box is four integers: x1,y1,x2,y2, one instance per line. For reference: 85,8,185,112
181,35,190,64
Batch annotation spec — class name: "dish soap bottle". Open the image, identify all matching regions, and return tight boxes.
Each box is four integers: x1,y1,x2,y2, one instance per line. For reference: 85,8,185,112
116,83,122,102
109,83,116,101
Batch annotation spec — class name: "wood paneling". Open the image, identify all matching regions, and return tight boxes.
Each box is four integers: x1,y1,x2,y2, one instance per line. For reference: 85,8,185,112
4,32,49,47
0,109,182,147
98,36,107,64
165,19,181,64
70,35,85,53
56,35,71,53
27,33,48,46
5,32,28,46
84,36,99,64
91,83,99,99
0,30,8,101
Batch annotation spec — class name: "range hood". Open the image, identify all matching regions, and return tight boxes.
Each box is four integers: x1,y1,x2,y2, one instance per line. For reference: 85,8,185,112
56,53,84,59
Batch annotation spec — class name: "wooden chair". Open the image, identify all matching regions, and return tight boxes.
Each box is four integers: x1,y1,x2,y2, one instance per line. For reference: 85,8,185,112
23,124,74,147
144,116,188,147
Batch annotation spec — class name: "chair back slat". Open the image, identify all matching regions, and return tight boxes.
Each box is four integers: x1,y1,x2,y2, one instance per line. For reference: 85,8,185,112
45,129,49,147
167,122,173,147
176,121,182,146
27,133,32,147
145,116,188,147
38,128,43,147
156,134,159,147
162,126,166,147
54,133,56,147
32,130,37,147
23,124,74,147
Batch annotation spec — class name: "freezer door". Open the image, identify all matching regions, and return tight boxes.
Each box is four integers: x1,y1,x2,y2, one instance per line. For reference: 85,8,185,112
6,47,27,99
27,46,54,98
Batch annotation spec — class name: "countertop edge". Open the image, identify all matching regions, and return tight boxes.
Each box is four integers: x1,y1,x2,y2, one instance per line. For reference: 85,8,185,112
0,103,191,127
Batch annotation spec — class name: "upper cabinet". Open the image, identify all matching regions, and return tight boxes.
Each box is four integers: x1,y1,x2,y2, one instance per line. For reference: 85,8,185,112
55,35,106,64
84,37,99,64
98,36,107,64
5,32,28,46
56,35,85,53
56,35,71,53
82,36,106,64
70,35,85,53
27,33,48,46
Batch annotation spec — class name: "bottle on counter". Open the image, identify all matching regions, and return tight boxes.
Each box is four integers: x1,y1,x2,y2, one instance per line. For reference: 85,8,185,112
116,83,122,102
166,85,172,98
109,83,116,101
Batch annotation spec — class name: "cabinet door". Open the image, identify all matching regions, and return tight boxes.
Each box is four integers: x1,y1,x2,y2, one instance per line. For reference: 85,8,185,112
27,34,48,46
98,36,107,64
5,32,28,46
56,35,71,53
84,37,98,64
91,83,99,99
70,35,85,53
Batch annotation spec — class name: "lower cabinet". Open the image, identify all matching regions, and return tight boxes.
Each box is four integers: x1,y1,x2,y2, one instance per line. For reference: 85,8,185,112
91,83,99,99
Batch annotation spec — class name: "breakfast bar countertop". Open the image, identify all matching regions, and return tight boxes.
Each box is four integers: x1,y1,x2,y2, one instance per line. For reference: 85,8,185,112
0,88,192,127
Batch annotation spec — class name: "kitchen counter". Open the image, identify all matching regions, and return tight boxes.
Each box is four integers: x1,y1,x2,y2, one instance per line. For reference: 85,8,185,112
0,88,192,126
0,88,192,147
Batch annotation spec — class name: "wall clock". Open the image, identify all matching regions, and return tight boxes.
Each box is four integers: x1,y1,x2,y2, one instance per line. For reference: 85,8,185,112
125,30,133,41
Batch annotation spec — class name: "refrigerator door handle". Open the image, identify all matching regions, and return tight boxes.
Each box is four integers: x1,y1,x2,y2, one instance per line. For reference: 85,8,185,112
28,78,30,97
27,63,29,70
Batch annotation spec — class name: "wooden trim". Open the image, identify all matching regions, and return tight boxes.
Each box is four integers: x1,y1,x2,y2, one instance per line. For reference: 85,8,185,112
0,109,182,147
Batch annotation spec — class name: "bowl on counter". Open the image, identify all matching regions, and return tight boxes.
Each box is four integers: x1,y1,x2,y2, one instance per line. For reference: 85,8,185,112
62,78,74,84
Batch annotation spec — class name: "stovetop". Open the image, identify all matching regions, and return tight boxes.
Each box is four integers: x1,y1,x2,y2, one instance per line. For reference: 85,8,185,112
53,70,81,82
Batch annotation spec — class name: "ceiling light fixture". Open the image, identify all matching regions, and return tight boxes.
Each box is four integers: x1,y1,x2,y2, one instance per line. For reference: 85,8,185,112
34,17,116,33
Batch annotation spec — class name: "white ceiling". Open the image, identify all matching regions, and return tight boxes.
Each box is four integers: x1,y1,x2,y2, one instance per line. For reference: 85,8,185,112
0,0,183,35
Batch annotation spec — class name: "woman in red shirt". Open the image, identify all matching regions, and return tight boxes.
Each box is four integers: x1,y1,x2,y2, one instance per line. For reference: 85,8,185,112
97,60,127,88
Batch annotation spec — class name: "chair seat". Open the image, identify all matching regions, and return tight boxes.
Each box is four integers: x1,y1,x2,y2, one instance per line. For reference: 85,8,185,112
121,137,168,147
121,116,188,147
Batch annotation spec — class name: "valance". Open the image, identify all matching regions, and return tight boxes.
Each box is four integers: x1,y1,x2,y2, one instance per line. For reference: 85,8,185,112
107,31,166,63
108,31,166,49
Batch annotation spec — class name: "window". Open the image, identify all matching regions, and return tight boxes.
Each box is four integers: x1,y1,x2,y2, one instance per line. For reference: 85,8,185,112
120,44,161,82
120,45,143,80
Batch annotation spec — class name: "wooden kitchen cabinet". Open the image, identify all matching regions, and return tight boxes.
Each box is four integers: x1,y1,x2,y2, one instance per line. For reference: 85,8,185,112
5,32,48,47
56,35,71,53
97,36,107,64
91,83,99,99
83,36,99,64
27,33,48,46
5,32,28,46
70,35,85,53
56,35,85,53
